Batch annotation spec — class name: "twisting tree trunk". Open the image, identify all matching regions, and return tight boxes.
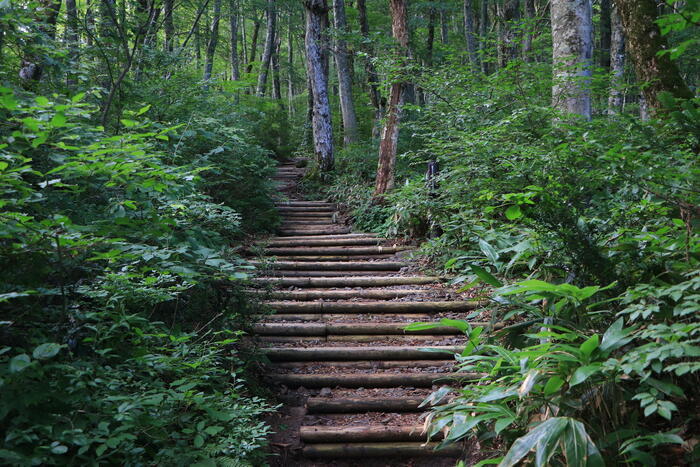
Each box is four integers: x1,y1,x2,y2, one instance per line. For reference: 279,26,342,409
463,0,478,69
332,0,358,145
246,15,261,73
613,0,693,110
599,0,612,69
374,0,408,198
551,0,593,120
256,0,277,96
357,0,382,135
305,0,334,171
203,0,222,82
607,5,625,114
164,0,175,52
229,0,239,80
522,0,535,61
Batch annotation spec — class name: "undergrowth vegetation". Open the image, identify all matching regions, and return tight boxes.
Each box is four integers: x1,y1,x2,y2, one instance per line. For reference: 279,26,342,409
307,17,700,467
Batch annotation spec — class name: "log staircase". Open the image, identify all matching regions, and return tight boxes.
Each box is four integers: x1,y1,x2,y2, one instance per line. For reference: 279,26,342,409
251,161,481,466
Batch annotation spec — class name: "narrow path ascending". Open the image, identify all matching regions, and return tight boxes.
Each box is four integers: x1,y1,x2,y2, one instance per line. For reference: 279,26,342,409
252,161,478,466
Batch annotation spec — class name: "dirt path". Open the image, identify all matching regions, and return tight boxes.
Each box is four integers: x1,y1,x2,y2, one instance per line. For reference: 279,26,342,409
251,162,481,466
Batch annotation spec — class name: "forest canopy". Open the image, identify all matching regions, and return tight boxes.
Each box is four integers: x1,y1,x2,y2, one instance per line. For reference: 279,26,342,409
0,0,698,465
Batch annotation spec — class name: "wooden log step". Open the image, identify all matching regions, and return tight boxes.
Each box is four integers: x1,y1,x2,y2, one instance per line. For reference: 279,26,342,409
277,206,335,213
280,212,335,218
279,228,351,236
252,261,405,271
254,321,463,335
253,313,433,321
273,360,454,370
265,246,411,256
263,237,382,247
281,220,336,225
263,345,463,361
302,442,463,459
253,288,430,301
263,300,479,313
261,270,398,277
257,335,464,343
275,201,332,207
268,233,374,241
307,397,424,413
267,372,475,388
300,425,438,443
252,276,440,288
266,255,396,262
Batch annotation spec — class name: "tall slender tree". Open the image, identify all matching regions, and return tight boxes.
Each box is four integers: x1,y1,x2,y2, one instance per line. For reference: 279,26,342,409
164,0,175,52
357,0,382,132
332,0,359,145
496,0,519,68
203,0,222,81
246,14,261,73
551,0,593,120
613,0,693,110
256,0,277,96
522,0,535,61
608,5,625,114
374,0,409,197
599,0,612,68
229,0,239,80
463,0,478,69
305,0,334,171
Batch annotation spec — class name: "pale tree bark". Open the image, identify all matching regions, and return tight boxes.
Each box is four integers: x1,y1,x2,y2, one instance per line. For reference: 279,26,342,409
551,0,593,120
164,0,175,52
357,0,382,133
256,0,277,96
613,0,693,110
287,12,295,109
439,7,448,44
65,0,79,85
305,0,334,171
203,0,222,81
229,0,239,80
374,0,409,198
463,0,478,69
332,0,359,145
607,5,625,114
522,0,535,61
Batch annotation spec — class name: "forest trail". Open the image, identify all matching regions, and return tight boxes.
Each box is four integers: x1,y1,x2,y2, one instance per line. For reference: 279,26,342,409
251,161,481,466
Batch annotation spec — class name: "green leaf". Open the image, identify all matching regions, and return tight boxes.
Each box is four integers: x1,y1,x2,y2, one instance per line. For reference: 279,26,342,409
569,364,601,387
32,343,62,360
35,96,50,107
470,264,503,287
193,434,204,448
505,205,522,220
9,354,31,373
499,417,568,467
599,318,634,355
579,335,599,359
479,239,500,264
50,113,67,128
543,376,565,396
136,104,152,116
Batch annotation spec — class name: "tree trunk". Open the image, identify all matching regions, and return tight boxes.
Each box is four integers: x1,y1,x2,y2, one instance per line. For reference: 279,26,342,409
164,0,175,52
272,36,282,99
463,0,478,69
287,12,295,110
229,0,239,80
613,0,693,110
439,7,448,44
203,0,222,82
497,0,519,68
607,5,625,114
374,0,409,198
551,0,593,120
426,8,435,67
479,0,489,73
332,0,359,145
65,0,79,85
599,0,612,69
256,0,277,96
522,0,535,61
246,15,261,73
357,0,382,134
305,0,334,171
